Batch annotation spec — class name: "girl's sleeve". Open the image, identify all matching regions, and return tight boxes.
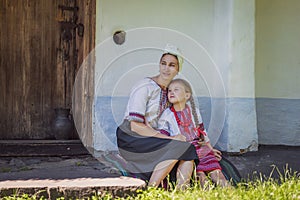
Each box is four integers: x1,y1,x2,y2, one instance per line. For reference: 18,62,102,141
196,108,210,142
158,110,180,136
126,81,150,123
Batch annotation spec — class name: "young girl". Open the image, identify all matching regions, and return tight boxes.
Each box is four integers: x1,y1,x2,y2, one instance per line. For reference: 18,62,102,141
158,78,229,187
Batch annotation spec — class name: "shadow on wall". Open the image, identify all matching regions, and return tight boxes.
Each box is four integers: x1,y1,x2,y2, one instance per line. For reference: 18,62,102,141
93,96,216,151
256,98,300,146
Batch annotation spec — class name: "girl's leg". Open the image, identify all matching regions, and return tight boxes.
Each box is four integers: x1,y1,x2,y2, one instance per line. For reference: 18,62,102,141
148,160,178,187
176,160,194,189
196,171,209,188
209,169,230,187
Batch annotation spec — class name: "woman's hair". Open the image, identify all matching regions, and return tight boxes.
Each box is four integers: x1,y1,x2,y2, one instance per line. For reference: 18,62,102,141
169,78,200,126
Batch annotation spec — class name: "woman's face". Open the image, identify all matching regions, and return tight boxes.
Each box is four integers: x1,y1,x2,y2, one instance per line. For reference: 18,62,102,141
159,54,179,81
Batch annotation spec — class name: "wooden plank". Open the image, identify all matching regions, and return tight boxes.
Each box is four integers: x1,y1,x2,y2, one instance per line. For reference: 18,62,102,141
0,0,59,139
0,0,95,140
74,0,96,148
0,0,8,138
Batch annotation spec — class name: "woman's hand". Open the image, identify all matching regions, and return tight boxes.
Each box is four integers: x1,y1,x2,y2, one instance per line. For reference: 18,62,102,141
206,142,222,161
212,148,222,161
172,134,186,142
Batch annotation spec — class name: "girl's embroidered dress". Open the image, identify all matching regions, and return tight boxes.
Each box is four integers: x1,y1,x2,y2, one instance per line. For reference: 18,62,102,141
158,104,222,173
116,78,199,181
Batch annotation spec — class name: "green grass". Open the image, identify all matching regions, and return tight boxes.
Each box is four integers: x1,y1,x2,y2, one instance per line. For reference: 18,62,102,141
1,169,299,200
1,193,46,200
120,171,299,200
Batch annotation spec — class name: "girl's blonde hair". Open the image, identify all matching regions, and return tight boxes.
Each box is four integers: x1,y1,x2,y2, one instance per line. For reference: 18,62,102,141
169,78,200,126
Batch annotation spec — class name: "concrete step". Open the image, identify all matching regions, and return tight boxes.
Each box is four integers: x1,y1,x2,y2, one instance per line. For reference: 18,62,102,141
0,140,146,199
0,177,146,199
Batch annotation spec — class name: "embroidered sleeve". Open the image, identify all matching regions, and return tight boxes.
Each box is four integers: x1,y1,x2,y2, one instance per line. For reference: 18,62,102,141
126,80,150,123
196,108,210,142
203,131,210,142
160,129,170,136
196,108,203,125
128,113,145,123
157,109,180,136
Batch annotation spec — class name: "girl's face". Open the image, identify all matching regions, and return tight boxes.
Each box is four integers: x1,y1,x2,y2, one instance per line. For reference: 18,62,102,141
168,82,191,104
159,54,179,81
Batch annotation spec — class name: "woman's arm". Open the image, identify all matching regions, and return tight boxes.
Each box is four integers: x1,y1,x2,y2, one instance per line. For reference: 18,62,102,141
131,121,186,141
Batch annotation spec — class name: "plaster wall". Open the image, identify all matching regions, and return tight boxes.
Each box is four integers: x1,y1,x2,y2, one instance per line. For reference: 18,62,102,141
255,0,300,145
256,0,300,99
92,0,258,152
224,0,258,152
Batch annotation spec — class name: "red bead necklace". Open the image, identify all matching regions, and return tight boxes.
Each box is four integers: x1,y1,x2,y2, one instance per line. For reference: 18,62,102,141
170,105,193,133
171,105,206,140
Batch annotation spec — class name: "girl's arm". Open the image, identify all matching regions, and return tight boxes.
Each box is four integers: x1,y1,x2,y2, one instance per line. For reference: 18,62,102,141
206,142,222,161
131,121,186,141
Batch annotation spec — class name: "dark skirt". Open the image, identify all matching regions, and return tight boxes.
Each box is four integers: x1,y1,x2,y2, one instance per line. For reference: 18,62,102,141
116,120,199,181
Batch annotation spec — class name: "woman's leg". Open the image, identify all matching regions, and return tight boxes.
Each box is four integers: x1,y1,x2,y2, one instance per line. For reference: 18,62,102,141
176,160,194,189
148,160,178,187
209,169,229,187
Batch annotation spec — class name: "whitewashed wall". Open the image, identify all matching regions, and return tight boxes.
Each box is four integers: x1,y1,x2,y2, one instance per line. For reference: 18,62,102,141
92,0,258,152
255,0,300,146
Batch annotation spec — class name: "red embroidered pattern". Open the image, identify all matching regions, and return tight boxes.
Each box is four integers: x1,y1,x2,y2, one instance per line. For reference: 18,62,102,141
170,106,192,133
128,112,145,123
170,105,206,140
158,89,168,117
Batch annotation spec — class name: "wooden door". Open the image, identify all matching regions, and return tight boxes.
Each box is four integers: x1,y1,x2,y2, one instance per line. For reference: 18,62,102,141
0,0,95,140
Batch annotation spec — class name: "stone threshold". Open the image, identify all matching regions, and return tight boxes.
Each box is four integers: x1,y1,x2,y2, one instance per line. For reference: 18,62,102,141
0,177,146,199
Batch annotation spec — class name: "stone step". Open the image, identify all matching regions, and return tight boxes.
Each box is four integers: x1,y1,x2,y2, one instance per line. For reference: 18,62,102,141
0,177,146,199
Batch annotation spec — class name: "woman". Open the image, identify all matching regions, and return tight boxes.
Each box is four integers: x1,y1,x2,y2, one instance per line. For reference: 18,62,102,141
116,44,199,188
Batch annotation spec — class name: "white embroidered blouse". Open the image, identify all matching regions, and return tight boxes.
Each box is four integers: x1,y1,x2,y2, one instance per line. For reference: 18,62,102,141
158,105,210,142
124,77,169,129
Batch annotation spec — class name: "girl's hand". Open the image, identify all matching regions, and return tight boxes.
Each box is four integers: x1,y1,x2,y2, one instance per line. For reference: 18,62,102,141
172,134,186,142
213,149,222,161
197,140,206,146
